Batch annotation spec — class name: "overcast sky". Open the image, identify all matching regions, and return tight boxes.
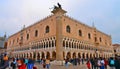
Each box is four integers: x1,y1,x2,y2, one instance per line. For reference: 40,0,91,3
0,0,120,44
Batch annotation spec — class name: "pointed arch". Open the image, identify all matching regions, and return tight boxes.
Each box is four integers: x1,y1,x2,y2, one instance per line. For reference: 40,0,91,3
67,52,71,59
66,25,71,33
78,30,82,36
41,52,45,59
46,52,50,59
52,51,56,60
35,30,38,37
73,52,76,58
37,53,40,60
45,25,50,33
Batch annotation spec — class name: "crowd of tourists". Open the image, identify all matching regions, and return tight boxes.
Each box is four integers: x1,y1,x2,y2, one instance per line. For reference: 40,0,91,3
0,54,51,69
64,56,120,69
0,53,120,69
88,57,120,69
0,54,36,69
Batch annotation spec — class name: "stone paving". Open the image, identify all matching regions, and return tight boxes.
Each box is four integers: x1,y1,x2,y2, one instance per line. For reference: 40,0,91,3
35,63,87,69
35,63,110,69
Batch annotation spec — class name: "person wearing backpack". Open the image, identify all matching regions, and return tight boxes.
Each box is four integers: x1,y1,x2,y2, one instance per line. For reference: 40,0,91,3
11,58,17,69
108,57,115,69
115,57,120,69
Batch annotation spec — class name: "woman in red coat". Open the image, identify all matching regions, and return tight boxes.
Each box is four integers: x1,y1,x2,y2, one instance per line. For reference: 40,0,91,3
104,58,108,69
18,59,26,69
86,60,91,69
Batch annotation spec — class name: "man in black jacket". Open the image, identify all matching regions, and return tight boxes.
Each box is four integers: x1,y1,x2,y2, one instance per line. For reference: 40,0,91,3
115,56,120,69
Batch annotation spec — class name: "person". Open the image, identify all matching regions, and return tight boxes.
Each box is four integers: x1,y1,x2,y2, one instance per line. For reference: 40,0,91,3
0,54,9,69
73,57,77,66
27,58,34,69
24,58,28,65
65,58,69,68
18,59,26,69
0,55,3,66
77,58,80,65
17,59,22,68
82,58,84,64
90,58,94,69
108,57,115,69
94,58,98,69
86,60,91,69
11,58,17,69
45,58,50,69
97,58,101,69
42,58,46,68
104,58,108,69
100,58,104,69
3,54,8,61
114,56,120,69
8,58,12,69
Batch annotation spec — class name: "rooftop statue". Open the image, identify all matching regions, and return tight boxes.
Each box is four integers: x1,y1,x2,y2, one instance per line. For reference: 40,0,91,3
57,3,62,9
53,3,62,10
51,3,67,14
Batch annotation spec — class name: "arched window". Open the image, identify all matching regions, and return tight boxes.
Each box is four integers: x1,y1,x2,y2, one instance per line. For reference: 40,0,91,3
99,37,102,42
46,26,50,33
69,42,71,48
88,33,91,39
49,41,51,47
72,42,74,48
74,43,76,48
27,34,29,40
41,43,43,48
66,25,70,33
66,41,68,47
79,44,80,49
95,37,97,42
46,42,48,48
35,30,38,37
52,41,54,47
78,30,82,36
44,42,45,48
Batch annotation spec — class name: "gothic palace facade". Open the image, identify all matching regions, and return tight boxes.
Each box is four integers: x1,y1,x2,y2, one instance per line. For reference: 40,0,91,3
7,7,114,61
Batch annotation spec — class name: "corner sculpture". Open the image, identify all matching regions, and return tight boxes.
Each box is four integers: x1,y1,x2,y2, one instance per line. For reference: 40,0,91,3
53,3,62,10
57,3,62,9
